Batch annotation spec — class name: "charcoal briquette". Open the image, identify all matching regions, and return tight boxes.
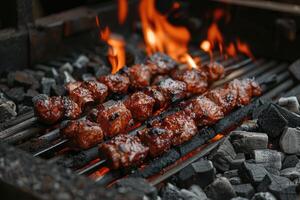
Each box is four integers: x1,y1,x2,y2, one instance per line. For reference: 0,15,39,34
205,177,237,200
233,184,255,199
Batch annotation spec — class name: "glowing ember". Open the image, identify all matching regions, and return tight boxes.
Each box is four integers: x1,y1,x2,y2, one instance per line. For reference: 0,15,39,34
95,16,126,74
139,0,193,67
200,40,211,52
118,0,128,25
210,133,224,142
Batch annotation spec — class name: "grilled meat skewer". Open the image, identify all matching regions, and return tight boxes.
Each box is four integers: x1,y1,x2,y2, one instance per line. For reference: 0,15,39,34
99,78,262,169
61,63,225,149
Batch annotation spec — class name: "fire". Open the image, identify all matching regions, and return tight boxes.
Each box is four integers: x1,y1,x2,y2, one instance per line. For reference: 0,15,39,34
118,0,128,25
200,9,253,59
96,16,126,74
182,53,198,69
139,0,197,69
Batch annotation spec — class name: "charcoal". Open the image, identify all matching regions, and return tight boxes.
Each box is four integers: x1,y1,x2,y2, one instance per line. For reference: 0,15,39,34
230,131,268,153
278,97,299,114
280,167,300,180
233,184,255,199
180,189,203,200
52,84,66,96
115,177,157,199
257,174,293,198
0,100,17,122
279,127,300,154
177,160,215,188
224,170,239,179
18,105,33,115
63,71,76,84
264,167,280,176
205,177,237,200
231,197,249,200
230,153,246,169
0,83,9,92
209,139,237,172
5,87,25,103
95,65,111,77
189,185,208,200
24,89,39,106
7,70,40,89
239,162,268,185
278,185,298,200
59,62,74,74
282,155,299,169
274,104,300,128
251,192,276,200
239,120,259,132
73,55,90,68
253,149,282,170
252,100,272,119
161,183,181,200
82,73,96,81
289,58,300,81
50,68,59,79
230,177,242,185
257,104,288,138
41,77,56,95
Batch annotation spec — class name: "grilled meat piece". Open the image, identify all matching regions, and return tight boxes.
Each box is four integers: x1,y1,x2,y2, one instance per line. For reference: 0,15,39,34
61,120,104,149
183,96,224,126
205,88,238,115
159,78,187,101
65,81,82,93
68,86,94,108
33,95,64,124
171,69,208,94
99,134,149,169
228,79,262,106
146,53,177,75
201,62,224,82
138,127,174,157
62,97,82,119
98,73,130,94
143,86,170,109
162,111,197,146
126,64,152,89
96,101,133,137
124,92,155,121
81,81,108,103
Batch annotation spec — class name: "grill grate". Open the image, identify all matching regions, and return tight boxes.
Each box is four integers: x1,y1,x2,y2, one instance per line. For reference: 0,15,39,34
0,51,299,188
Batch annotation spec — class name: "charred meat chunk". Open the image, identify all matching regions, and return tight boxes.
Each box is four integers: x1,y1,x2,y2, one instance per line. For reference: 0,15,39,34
126,64,152,89
98,73,130,94
159,78,187,101
33,95,64,124
228,79,262,106
183,96,224,126
124,92,155,121
65,81,82,93
143,86,170,110
99,134,149,169
96,101,133,137
138,127,174,157
146,52,177,75
162,111,197,146
61,120,104,149
205,88,238,114
81,81,108,103
201,62,224,82
68,86,94,108
172,69,208,94
62,97,82,119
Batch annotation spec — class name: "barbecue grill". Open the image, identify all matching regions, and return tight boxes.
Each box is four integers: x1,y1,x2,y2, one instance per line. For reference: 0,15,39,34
1,0,300,199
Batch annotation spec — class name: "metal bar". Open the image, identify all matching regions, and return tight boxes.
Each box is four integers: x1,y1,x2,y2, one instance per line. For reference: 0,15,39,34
77,160,106,175
3,127,43,145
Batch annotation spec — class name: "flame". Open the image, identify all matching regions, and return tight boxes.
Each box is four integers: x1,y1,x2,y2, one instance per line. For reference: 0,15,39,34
200,9,253,59
95,16,126,74
118,0,128,25
139,0,195,68
237,39,254,58
182,53,198,69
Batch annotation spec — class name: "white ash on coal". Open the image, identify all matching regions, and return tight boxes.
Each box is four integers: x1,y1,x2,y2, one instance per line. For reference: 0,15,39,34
278,96,300,114
280,127,300,154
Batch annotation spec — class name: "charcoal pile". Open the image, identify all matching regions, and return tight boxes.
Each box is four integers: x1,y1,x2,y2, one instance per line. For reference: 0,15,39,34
0,52,109,125
157,96,300,200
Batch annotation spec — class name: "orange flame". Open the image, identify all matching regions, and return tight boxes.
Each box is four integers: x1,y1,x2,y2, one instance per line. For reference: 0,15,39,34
139,0,196,68
96,16,126,74
118,0,128,25
200,9,253,59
